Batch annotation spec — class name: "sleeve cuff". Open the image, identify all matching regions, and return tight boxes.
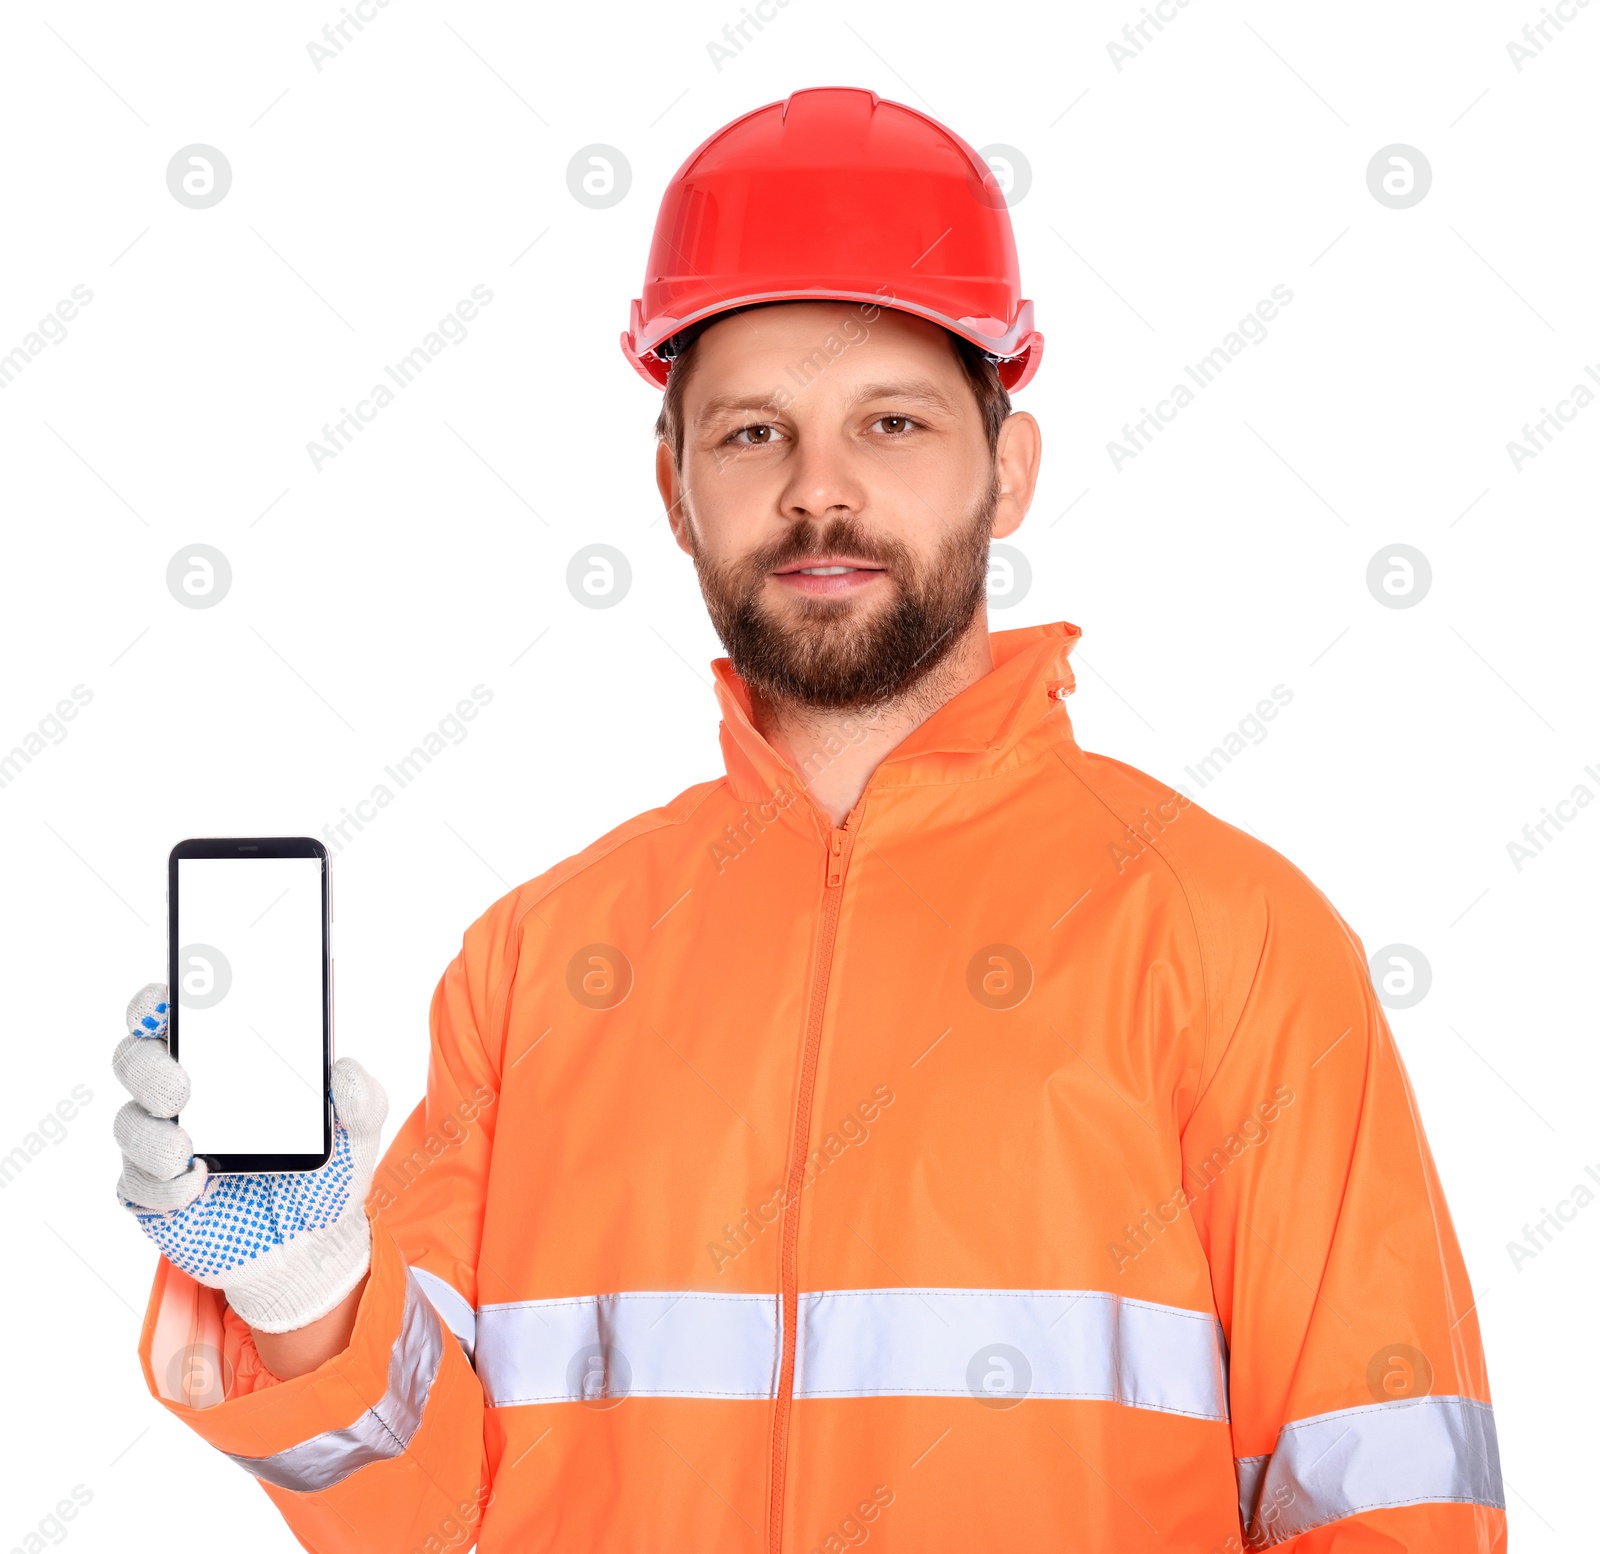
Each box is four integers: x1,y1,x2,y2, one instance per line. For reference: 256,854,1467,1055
138,1205,422,1465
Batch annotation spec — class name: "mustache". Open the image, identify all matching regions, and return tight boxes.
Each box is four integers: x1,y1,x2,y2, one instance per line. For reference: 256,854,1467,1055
749,519,908,575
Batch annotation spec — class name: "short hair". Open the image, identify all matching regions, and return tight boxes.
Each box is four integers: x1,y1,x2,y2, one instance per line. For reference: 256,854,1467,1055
653,308,1013,467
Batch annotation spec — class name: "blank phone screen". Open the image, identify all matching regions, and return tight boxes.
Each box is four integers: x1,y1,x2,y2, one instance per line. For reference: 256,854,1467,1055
175,855,326,1157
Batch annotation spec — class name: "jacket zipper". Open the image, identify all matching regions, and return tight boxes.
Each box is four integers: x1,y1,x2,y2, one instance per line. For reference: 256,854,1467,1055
768,820,854,1554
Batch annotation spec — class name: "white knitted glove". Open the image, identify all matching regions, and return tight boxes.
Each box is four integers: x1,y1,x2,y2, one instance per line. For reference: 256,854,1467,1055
113,981,387,1333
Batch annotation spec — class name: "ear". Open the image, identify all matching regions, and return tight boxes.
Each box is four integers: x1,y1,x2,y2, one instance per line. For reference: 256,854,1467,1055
990,411,1042,541
656,440,695,557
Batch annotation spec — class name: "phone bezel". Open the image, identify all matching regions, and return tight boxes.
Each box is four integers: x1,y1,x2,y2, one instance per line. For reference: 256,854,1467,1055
167,836,334,1173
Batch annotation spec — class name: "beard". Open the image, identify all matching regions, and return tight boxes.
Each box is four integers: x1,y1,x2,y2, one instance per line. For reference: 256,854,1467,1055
691,476,998,713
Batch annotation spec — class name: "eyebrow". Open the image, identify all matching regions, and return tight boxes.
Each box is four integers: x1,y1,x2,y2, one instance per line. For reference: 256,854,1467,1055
846,379,960,413
693,378,961,427
693,393,789,424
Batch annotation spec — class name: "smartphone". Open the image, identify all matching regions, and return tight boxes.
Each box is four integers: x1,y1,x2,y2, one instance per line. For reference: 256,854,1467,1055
167,837,333,1172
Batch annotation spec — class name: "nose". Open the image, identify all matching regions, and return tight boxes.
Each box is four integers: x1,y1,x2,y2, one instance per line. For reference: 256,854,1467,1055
777,425,867,526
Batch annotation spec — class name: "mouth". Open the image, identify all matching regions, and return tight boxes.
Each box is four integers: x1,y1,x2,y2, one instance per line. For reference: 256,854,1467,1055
771,556,889,598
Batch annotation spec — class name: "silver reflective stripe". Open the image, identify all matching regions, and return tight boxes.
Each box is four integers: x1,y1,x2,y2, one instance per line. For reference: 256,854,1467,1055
476,1291,779,1407
412,1266,476,1359
797,1288,1228,1419
1241,1396,1504,1545
227,1270,445,1493
474,1287,1227,1422
1235,1454,1269,1533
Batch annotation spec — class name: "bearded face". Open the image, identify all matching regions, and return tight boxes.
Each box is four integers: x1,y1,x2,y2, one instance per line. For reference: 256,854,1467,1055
691,479,998,712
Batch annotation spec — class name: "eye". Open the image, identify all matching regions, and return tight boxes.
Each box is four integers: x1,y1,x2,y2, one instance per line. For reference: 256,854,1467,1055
726,423,782,446
872,414,917,435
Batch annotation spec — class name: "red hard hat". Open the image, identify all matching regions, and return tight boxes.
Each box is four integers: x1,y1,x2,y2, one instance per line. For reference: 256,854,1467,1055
622,86,1043,392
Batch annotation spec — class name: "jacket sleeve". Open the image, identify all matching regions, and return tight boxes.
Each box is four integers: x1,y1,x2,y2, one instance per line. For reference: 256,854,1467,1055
1179,852,1506,1551
137,889,527,1553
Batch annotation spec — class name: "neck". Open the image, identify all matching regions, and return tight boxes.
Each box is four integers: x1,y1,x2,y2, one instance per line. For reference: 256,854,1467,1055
751,611,996,827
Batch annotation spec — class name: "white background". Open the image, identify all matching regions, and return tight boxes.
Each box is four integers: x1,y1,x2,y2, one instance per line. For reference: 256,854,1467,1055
1,0,1595,1547
177,856,325,1157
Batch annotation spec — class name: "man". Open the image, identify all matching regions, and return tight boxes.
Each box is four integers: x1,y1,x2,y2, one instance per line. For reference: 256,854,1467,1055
113,88,1505,1551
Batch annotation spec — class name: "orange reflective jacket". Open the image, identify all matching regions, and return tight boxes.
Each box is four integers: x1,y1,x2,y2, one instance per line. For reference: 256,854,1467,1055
140,623,1505,1552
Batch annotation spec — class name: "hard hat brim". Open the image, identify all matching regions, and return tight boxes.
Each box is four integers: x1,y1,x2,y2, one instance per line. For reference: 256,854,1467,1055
624,292,1043,392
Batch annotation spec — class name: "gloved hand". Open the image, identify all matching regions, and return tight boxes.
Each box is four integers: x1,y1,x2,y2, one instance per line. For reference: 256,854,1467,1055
113,982,388,1333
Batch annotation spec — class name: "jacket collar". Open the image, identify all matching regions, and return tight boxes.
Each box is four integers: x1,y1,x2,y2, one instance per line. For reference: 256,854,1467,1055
714,622,1082,805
